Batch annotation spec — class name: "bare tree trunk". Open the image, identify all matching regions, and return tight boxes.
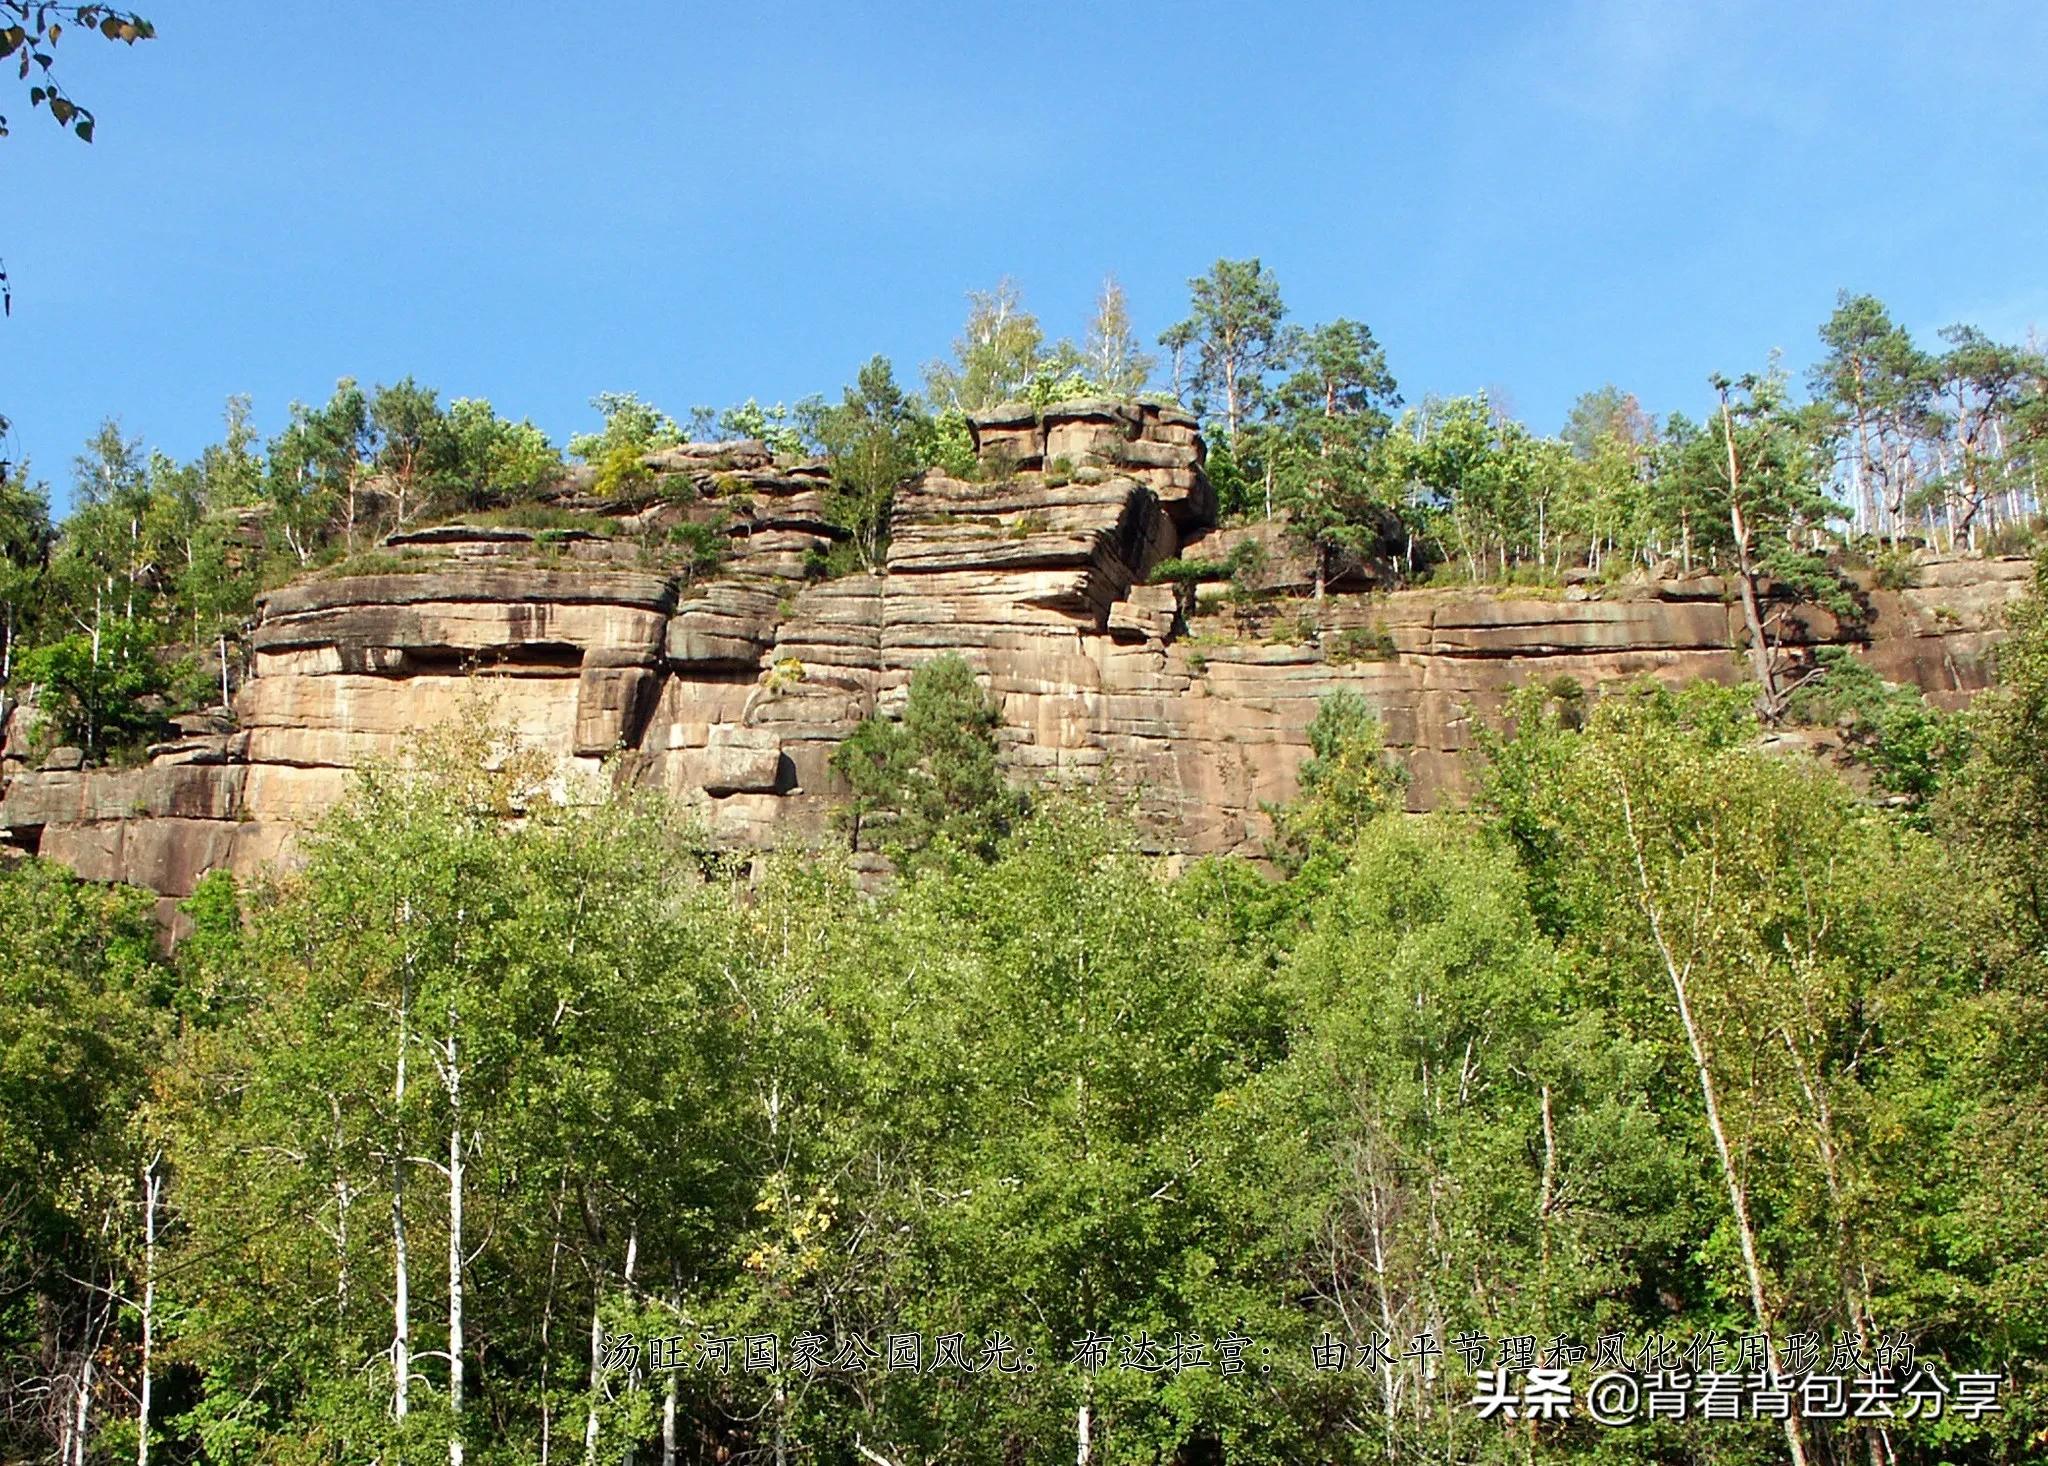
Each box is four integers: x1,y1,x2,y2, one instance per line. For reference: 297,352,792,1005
660,1368,678,1466
331,1096,354,1344
585,1227,637,1466
446,1021,465,1466
1615,774,1810,1466
73,1340,93,1466
1851,387,1876,537
540,1176,568,1466
1365,1147,1403,1461
392,910,412,1428
138,1154,162,1466
620,1230,640,1466
1779,1033,1885,1466
583,1291,604,1466
1719,393,1781,719
66,1276,111,1466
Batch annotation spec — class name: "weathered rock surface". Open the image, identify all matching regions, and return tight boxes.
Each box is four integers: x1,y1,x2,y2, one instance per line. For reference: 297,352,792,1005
0,401,2032,902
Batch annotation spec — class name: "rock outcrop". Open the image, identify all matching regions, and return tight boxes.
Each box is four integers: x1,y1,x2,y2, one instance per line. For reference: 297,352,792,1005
0,398,2032,919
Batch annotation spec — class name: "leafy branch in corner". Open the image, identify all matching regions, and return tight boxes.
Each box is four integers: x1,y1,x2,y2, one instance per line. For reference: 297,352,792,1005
0,4,154,144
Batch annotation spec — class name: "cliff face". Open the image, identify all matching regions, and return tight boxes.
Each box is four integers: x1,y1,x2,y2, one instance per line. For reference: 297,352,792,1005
0,401,2031,918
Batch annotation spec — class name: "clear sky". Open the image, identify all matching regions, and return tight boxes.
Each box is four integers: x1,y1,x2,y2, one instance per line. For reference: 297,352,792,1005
5,0,2046,509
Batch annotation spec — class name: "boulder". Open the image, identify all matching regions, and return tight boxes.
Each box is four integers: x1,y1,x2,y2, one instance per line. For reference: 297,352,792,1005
693,730,786,796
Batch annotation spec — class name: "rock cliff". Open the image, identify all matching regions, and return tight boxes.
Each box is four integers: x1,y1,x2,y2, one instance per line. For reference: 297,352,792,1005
0,400,2031,920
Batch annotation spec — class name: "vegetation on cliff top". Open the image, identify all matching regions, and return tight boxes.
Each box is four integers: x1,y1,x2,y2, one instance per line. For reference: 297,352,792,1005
4,263,2041,764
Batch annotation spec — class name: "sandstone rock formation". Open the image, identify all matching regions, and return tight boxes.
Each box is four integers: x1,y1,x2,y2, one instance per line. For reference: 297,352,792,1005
0,397,2032,921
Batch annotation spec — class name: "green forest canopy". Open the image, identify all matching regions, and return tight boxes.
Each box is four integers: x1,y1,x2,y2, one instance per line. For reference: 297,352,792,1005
2,263,2047,1460
2,560,2047,1462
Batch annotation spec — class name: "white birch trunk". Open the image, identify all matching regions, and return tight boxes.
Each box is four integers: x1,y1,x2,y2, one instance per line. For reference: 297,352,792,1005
138,1155,161,1466
447,1022,465,1466
1615,775,1810,1466
583,1294,603,1466
660,1370,677,1466
619,1229,640,1466
392,910,412,1426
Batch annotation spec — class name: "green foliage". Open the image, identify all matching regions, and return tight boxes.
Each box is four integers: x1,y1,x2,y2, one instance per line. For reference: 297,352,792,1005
1080,275,1154,397
829,652,1021,872
15,614,168,757
1163,257,1292,435
923,278,1050,413
1020,358,1097,409
1786,646,1970,816
1147,555,1219,587
8,281,2048,1464
0,467,51,671
693,396,809,457
802,536,867,581
0,857,169,1465
0,4,154,144
925,407,979,479
1169,538,1280,631
1379,393,1578,582
3,632,2044,1459
870,801,1287,1463
441,395,562,504
1246,818,1684,1461
1224,537,1270,598
264,378,371,562
665,517,729,582
1873,544,1920,590
457,503,617,534
1322,622,1395,662
590,438,654,500
565,390,682,463
810,356,925,571
1268,318,1404,591
1267,689,1409,870
1204,428,1256,520
1940,553,2048,946
1475,676,2047,1457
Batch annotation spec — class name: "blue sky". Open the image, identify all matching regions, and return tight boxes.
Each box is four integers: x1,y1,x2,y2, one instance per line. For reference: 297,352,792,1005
5,0,2046,509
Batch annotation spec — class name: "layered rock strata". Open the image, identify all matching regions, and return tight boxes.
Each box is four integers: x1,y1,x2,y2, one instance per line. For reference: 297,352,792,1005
0,399,2031,919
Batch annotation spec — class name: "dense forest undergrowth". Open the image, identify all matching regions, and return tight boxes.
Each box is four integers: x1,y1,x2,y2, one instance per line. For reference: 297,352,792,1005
2,550,2045,1464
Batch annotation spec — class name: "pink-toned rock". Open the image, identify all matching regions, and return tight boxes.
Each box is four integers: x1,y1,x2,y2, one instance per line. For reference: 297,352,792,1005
0,407,2032,911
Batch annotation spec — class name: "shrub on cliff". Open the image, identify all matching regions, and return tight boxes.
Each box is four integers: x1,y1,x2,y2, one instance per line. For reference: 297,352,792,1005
831,652,1023,872
1265,689,1409,872
808,356,925,572
14,615,170,760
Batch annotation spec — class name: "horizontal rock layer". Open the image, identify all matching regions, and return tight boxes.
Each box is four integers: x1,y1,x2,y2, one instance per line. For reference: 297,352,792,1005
0,400,2031,915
